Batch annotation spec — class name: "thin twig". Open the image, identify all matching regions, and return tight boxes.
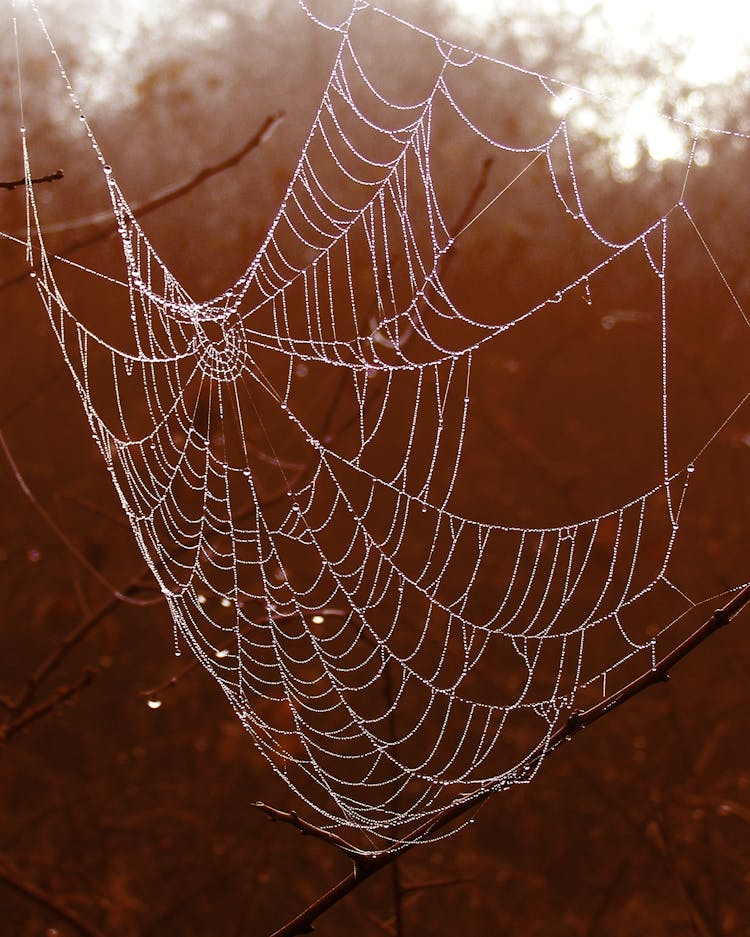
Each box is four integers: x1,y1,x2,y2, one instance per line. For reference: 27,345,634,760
368,876,471,937
3,573,149,718
0,113,284,290
365,911,396,937
390,860,405,937
1,668,98,744
66,111,285,251
0,858,105,937
0,169,64,191
57,490,132,529
269,587,750,936
646,815,718,937
252,803,364,865
383,659,405,937
399,875,471,896
0,427,161,604
584,859,628,937
447,156,495,247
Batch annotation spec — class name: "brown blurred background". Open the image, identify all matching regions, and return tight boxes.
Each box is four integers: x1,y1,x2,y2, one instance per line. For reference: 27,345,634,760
1,1,750,934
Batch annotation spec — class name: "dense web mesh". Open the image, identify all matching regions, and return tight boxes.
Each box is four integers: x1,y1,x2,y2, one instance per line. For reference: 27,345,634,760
6,0,750,846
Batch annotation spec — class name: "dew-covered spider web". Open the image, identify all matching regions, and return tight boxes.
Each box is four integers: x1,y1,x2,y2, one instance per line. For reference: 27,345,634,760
7,0,750,847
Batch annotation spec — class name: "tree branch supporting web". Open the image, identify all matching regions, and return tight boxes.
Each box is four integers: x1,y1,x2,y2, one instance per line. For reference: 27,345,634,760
267,584,750,936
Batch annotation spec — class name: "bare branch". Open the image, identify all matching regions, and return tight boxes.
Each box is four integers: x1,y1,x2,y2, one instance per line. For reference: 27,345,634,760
399,875,471,897
269,586,750,936
4,573,149,719
252,803,366,865
585,859,628,937
365,911,396,936
65,111,285,253
1,667,98,744
0,857,105,937
646,815,718,937
390,860,405,937
0,112,284,290
447,156,495,247
0,169,64,191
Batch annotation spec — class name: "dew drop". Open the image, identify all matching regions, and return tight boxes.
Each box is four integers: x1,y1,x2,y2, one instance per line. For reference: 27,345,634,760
197,594,207,605
103,164,112,174
687,463,695,474
312,615,325,625
220,598,231,608
147,698,162,710
215,648,229,659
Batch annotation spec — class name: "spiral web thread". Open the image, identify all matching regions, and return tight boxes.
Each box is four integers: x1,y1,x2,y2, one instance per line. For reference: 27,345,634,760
9,0,750,845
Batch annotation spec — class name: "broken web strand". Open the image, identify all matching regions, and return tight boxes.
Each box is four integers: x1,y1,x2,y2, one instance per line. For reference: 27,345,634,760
9,0,750,843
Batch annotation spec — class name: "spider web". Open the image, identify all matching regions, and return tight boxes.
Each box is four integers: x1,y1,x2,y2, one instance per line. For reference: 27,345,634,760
8,0,750,846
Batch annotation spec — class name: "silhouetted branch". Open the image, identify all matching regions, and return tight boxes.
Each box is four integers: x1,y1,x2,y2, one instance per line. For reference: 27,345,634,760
0,169,64,190
0,858,105,937
2,573,149,719
64,111,285,254
366,873,471,935
0,112,284,290
646,815,717,937
1,667,98,744
269,586,750,936
585,859,628,937
446,156,495,248
399,875,471,896
252,803,365,865
58,490,132,529
390,860,405,937
365,911,397,937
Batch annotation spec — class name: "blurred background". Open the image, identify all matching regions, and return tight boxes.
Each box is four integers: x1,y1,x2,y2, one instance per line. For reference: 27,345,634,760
1,1,750,934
